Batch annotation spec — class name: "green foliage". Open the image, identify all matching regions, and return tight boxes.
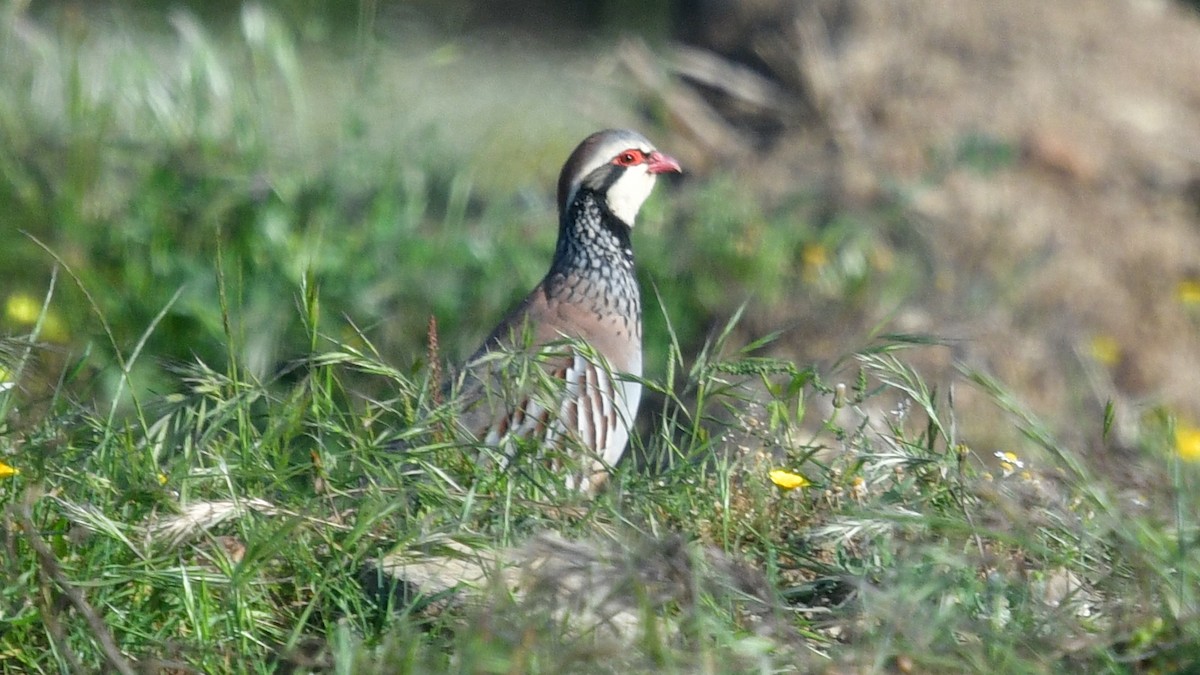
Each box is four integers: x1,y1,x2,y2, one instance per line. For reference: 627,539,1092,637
2,1,932,419
0,4,568,403
5,284,1200,671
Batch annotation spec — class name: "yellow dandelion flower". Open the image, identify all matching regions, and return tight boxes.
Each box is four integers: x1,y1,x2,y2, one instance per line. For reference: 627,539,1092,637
769,469,810,491
3,293,69,342
0,461,18,479
1176,424,1200,463
1088,335,1121,367
157,473,169,485
801,244,829,271
5,294,41,325
1177,279,1200,306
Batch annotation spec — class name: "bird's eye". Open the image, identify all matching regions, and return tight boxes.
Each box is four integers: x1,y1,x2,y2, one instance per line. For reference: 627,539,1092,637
614,149,644,166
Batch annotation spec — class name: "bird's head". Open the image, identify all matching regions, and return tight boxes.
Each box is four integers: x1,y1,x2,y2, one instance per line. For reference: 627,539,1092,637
557,129,682,227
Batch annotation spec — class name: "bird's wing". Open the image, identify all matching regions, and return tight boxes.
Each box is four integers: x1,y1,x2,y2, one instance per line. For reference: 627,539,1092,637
451,282,636,490
454,347,629,491
552,346,632,490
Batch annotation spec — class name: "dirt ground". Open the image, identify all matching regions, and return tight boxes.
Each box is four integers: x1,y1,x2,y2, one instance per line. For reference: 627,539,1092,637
659,0,1200,467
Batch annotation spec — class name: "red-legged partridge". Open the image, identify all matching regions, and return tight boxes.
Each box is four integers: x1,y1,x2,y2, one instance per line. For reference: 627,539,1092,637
452,129,681,492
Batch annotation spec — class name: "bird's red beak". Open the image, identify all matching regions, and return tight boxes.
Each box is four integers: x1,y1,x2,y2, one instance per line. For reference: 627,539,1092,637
646,151,682,175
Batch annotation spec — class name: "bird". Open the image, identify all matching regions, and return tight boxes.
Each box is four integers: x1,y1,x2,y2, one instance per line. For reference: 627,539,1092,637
448,129,681,493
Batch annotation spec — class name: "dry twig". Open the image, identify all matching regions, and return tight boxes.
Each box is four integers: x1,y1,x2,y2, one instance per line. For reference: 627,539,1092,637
13,491,137,675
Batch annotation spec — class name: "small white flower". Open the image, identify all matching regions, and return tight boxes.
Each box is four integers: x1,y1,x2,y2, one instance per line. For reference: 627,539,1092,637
994,451,1024,477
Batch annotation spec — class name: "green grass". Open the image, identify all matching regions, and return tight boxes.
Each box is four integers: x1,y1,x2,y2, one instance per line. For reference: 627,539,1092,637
5,306,1200,672
3,4,1200,673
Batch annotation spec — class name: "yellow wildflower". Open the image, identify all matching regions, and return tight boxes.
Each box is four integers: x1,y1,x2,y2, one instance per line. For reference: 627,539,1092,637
1178,279,1200,306
4,293,68,342
850,475,868,500
5,294,42,325
995,451,1024,477
1176,424,1200,463
769,469,810,491
1088,335,1121,367
0,461,18,479
801,244,829,273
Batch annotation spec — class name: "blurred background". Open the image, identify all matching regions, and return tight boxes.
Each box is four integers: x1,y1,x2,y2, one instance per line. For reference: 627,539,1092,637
3,0,1200,484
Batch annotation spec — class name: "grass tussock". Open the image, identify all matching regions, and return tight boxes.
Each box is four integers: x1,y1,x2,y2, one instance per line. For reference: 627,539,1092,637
4,291,1200,672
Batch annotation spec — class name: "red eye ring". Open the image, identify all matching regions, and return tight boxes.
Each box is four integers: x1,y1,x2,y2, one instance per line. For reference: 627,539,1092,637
614,149,645,166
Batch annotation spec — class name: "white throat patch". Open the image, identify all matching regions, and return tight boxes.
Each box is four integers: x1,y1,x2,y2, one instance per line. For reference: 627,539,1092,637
605,165,656,227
